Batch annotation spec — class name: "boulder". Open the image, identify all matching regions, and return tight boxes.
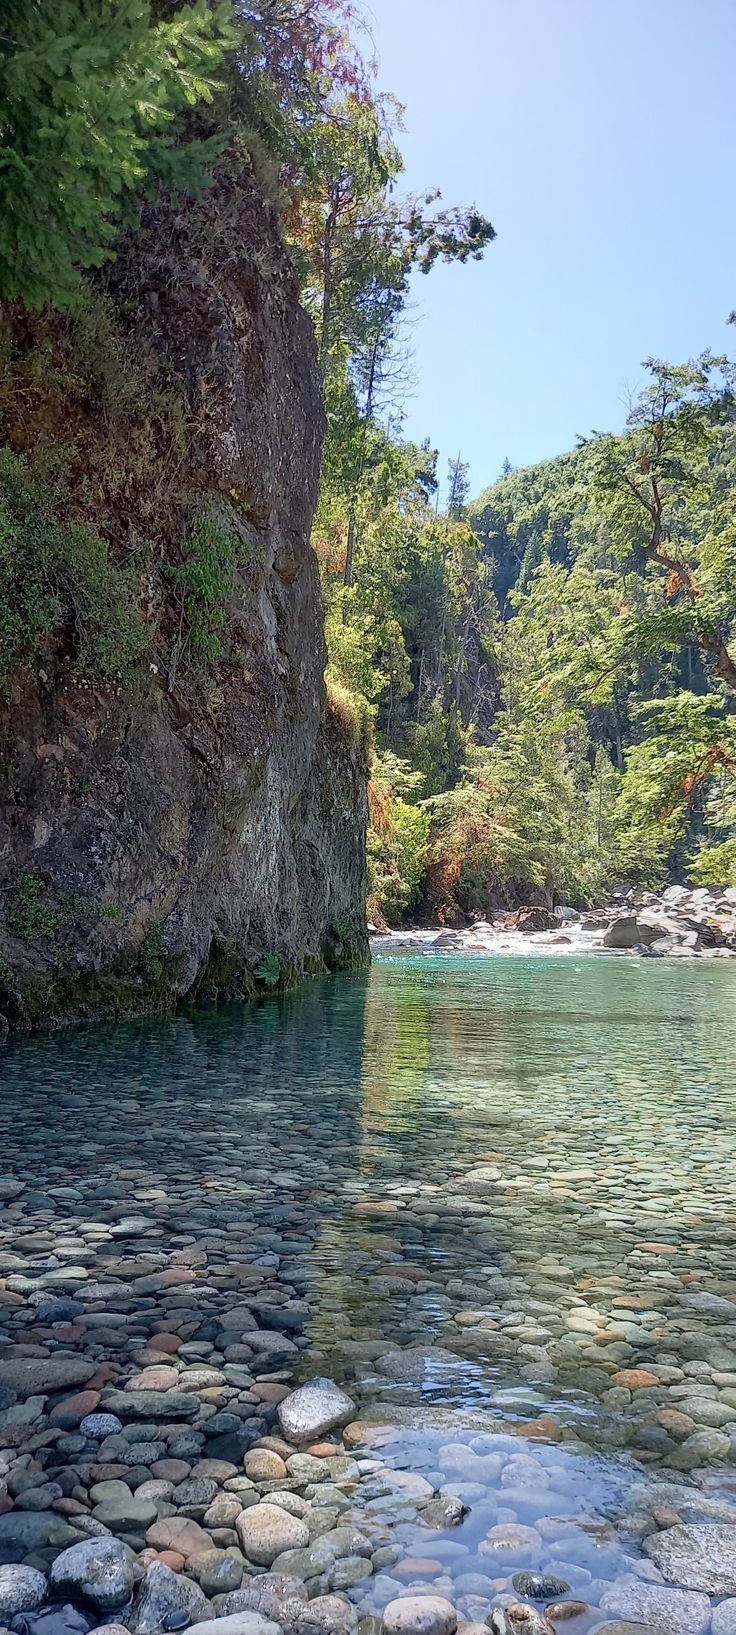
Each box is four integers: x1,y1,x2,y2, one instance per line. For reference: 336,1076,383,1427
236,1503,309,1565
277,1379,355,1444
0,1566,47,1621
129,1561,211,1635
644,1522,736,1594
603,916,665,950
49,1537,135,1613
598,1577,711,1634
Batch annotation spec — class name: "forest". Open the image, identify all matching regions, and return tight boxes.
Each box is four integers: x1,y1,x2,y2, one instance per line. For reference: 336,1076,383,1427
1,0,735,937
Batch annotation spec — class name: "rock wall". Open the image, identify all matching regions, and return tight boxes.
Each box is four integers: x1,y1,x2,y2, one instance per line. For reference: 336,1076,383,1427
0,155,368,1027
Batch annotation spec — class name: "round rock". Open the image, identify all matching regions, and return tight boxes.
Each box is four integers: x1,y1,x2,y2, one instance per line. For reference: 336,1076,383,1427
0,1565,47,1621
382,1598,458,1635
49,1536,135,1612
236,1502,310,1566
277,1379,355,1444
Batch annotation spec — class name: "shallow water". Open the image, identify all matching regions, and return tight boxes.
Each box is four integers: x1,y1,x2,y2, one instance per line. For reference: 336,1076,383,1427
3,952,736,1631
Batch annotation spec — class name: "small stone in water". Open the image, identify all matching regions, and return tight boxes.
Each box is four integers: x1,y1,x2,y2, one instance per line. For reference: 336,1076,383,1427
511,1573,571,1601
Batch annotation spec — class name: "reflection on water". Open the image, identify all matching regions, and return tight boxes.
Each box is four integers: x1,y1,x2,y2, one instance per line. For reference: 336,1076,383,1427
1,954,736,1629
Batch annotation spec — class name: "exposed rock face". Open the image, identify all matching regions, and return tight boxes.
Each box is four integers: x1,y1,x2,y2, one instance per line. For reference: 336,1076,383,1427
0,159,368,1027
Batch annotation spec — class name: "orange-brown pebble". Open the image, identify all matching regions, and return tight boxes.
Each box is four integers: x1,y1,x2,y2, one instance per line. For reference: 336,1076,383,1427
306,1442,340,1457
611,1368,659,1389
157,1551,187,1571
513,1415,562,1442
49,1390,101,1424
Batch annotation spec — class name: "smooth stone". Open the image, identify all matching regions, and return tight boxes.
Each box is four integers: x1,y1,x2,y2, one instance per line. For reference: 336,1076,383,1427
0,1511,83,1561
237,1503,309,1565
278,1380,355,1444
180,1619,281,1635
102,1389,200,1421
713,1602,736,1635
511,1573,570,1601
49,1536,135,1613
145,1517,213,1559
599,1578,711,1634
0,1565,47,1620
645,1523,736,1594
382,1597,458,1635
0,1358,95,1397
190,1549,244,1596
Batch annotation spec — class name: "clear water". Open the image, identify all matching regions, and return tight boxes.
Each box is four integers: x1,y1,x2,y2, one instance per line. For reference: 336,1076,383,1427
3,952,736,1630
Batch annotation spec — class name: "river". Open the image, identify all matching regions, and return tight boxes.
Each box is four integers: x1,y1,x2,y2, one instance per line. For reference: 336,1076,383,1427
1,952,736,1633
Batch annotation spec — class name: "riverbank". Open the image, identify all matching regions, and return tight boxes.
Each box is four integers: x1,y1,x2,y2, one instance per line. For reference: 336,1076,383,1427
371,883,736,960
1,958,736,1635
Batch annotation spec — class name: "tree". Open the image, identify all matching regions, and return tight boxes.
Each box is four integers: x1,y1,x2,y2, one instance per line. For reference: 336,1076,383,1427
447,455,470,518
0,0,234,309
593,353,736,691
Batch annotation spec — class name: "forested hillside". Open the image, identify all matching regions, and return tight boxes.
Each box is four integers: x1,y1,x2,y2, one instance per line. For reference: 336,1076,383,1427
324,356,736,923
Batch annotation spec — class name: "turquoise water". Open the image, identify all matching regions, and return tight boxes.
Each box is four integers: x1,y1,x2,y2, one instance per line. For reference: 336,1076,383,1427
3,953,736,1629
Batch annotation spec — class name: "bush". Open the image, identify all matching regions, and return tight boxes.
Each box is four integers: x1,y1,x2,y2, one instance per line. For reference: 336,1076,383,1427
325,674,374,759
368,793,430,925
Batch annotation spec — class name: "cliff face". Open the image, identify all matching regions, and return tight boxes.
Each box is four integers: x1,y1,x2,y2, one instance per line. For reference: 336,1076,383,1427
0,157,368,1027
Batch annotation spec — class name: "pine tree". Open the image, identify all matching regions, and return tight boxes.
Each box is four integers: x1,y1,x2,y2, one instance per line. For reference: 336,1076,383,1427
0,0,234,309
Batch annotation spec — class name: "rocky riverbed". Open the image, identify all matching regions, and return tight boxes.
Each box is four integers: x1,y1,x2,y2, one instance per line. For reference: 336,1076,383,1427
370,884,736,961
0,956,735,1635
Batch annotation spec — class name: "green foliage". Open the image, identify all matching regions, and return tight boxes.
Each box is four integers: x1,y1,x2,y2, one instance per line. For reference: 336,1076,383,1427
254,951,281,988
0,0,234,309
367,753,430,925
136,925,167,987
0,448,148,691
172,512,239,666
8,873,75,945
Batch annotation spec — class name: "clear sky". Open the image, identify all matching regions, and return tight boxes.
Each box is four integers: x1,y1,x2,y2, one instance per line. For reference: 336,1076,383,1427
365,0,736,498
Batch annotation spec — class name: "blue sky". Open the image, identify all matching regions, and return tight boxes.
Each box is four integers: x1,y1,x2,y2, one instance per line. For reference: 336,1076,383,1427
365,0,736,498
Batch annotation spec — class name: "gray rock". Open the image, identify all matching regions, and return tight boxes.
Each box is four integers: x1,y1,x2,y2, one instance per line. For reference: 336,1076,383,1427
190,1549,243,1596
102,1388,200,1421
280,1594,358,1635
129,1561,211,1635
179,1619,281,1635
644,1522,736,1594
0,1566,47,1621
373,1348,460,1384
599,1578,711,1634
0,1357,95,1398
80,1413,123,1438
92,1496,158,1532
0,1511,83,1562
49,1536,135,1613
277,1379,355,1444
713,1602,736,1635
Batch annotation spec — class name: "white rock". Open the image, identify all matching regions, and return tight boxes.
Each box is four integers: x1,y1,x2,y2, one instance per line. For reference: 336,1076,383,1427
277,1378,355,1443
382,1598,458,1635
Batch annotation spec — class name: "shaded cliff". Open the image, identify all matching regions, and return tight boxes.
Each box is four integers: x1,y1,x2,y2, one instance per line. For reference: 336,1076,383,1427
0,148,368,1027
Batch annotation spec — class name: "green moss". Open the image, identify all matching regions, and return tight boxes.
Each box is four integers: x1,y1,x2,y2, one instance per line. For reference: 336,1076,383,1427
0,447,148,694
323,916,369,972
8,873,75,947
